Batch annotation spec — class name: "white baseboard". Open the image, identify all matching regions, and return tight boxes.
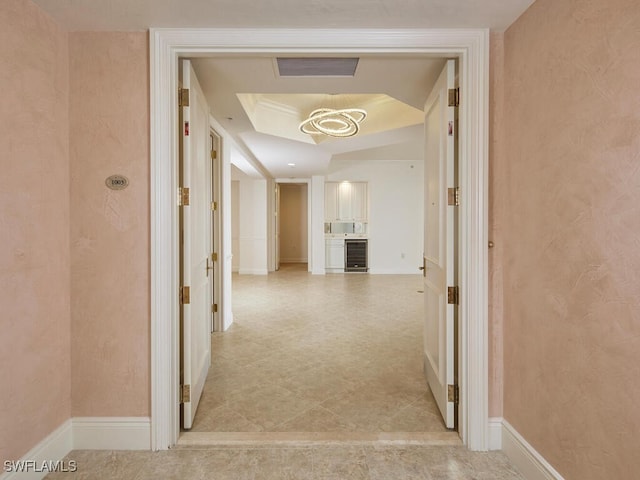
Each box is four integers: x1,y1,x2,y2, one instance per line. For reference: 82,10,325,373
238,268,268,275
488,417,503,450
501,419,565,480
367,268,422,275
1,420,73,480
1,417,150,480
72,417,151,450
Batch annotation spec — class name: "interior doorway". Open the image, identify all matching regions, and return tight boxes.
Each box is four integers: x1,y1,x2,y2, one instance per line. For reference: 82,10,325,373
276,182,309,271
150,28,490,451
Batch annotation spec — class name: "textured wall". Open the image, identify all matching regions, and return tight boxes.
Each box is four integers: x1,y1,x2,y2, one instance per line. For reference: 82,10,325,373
501,0,640,478
488,31,505,418
69,33,150,417
0,0,70,461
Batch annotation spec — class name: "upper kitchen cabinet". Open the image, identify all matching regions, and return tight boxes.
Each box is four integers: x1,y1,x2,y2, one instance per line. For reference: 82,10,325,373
325,181,368,222
325,182,340,222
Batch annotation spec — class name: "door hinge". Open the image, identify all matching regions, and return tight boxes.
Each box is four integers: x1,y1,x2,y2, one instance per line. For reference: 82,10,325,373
211,201,217,211
448,187,460,206
448,384,459,404
180,286,191,305
212,303,218,313
178,187,190,206
448,88,460,107
181,384,191,403
211,149,217,160
447,286,459,305
212,252,218,262
179,88,190,107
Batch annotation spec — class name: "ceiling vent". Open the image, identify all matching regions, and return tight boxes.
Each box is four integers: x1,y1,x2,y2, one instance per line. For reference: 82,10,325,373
276,57,359,77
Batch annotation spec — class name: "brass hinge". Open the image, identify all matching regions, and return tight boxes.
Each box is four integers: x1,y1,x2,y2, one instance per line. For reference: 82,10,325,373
447,286,459,305
448,384,459,404
178,88,190,107
211,252,218,262
211,149,217,160
178,187,190,206
448,187,460,206
448,88,460,107
181,384,191,403
180,286,191,305
211,201,217,211
212,303,218,313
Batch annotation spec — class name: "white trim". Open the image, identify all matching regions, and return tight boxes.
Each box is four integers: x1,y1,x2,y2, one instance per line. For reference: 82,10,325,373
72,417,151,450
488,417,503,450
1,421,72,480
150,27,490,451
237,268,269,275
0,417,150,480
502,419,566,480
368,268,424,275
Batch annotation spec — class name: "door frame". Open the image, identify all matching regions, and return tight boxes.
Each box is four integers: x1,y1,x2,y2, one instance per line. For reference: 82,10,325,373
150,28,489,450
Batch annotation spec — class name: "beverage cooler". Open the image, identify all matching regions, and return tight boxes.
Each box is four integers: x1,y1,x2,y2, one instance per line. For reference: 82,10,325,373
344,239,368,272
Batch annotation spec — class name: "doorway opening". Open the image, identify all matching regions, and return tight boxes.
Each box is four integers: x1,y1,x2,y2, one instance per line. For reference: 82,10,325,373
150,28,489,451
276,182,309,271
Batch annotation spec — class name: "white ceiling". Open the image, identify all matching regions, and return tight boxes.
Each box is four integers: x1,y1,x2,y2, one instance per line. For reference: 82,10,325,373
32,0,534,31
31,0,535,178
191,55,446,177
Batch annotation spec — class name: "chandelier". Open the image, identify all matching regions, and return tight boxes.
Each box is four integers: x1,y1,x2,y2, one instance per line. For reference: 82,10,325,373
299,108,367,138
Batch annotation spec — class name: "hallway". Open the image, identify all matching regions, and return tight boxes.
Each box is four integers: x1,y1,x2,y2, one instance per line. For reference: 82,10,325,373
190,264,447,433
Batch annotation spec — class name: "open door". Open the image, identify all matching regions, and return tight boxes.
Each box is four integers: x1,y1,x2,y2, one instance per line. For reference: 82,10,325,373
274,183,280,271
422,59,458,430
179,59,212,430
210,129,221,333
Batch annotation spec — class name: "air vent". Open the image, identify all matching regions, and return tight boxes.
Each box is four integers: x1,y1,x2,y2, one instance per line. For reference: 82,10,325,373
276,57,359,77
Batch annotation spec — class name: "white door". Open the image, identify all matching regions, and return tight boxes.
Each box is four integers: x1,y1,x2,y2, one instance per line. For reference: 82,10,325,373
422,59,458,429
275,183,281,270
209,131,219,333
179,59,212,430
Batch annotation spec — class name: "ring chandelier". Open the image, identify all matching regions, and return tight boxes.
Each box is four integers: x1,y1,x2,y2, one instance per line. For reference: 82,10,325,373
299,108,367,138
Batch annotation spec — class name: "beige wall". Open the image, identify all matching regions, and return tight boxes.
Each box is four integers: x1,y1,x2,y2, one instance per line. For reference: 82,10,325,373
279,184,308,263
488,31,505,418
69,32,150,417
0,2,150,459
500,0,640,478
0,0,71,462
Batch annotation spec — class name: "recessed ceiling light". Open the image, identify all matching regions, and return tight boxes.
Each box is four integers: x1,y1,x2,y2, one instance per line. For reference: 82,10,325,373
287,163,296,167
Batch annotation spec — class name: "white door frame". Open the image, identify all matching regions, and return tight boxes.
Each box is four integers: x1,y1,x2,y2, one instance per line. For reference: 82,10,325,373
149,28,489,451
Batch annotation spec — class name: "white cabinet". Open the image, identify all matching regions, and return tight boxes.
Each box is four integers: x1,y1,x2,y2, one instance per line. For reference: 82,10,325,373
325,181,368,221
324,182,340,222
350,182,368,221
325,238,345,271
